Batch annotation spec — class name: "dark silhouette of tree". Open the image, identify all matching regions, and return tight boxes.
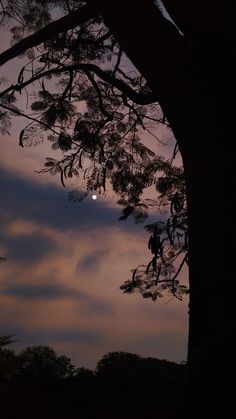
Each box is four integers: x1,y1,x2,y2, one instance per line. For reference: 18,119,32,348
0,0,235,415
73,366,94,381
15,345,76,380
96,351,141,379
0,335,16,348
0,339,185,419
95,351,185,418
96,350,185,385
0,335,17,380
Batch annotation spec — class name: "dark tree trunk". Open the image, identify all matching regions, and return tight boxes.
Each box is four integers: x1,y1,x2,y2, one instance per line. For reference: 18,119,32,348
96,0,236,415
183,48,236,415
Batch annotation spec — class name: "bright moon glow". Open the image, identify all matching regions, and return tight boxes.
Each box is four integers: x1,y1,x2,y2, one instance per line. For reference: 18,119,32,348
92,194,97,200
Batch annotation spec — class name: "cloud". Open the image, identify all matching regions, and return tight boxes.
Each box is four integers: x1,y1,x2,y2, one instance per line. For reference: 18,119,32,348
43,329,104,344
0,166,147,234
0,324,104,346
2,283,115,316
3,284,84,300
0,166,188,369
2,233,55,262
76,247,109,274
86,301,114,315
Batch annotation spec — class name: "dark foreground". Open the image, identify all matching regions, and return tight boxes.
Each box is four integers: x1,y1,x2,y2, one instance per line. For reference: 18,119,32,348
0,347,185,419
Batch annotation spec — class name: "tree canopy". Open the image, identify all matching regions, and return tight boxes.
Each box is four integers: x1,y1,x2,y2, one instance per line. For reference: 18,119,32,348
0,0,188,300
0,338,185,418
15,345,76,379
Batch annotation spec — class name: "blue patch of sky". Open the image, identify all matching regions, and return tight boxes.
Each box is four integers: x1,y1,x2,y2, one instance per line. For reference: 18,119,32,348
0,167,156,234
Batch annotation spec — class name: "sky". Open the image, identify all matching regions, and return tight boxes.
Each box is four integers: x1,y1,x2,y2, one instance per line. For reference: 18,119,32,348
0,10,189,370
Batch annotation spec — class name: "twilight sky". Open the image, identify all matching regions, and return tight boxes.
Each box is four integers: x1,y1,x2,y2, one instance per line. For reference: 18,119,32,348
0,15,188,369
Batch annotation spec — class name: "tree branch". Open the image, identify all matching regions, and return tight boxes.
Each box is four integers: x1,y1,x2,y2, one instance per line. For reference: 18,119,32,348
0,102,60,135
0,61,157,105
0,67,60,97
77,63,157,105
83,70,113,120
0,4,98,68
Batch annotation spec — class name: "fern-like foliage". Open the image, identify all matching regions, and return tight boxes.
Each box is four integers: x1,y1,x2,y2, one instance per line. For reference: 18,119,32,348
0,0,188,300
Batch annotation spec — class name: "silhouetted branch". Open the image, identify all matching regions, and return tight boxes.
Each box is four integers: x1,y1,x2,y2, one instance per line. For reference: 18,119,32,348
0,334,17,346
0,4,98,68
60,63,158,105
0,102,60,136
0,62,157,106
83,70,113,120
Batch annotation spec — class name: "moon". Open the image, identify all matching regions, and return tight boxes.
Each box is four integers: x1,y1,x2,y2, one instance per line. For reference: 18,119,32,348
92,194,97,200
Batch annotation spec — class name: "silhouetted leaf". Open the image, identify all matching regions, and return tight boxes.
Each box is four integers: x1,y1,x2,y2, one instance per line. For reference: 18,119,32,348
19,129,25,147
